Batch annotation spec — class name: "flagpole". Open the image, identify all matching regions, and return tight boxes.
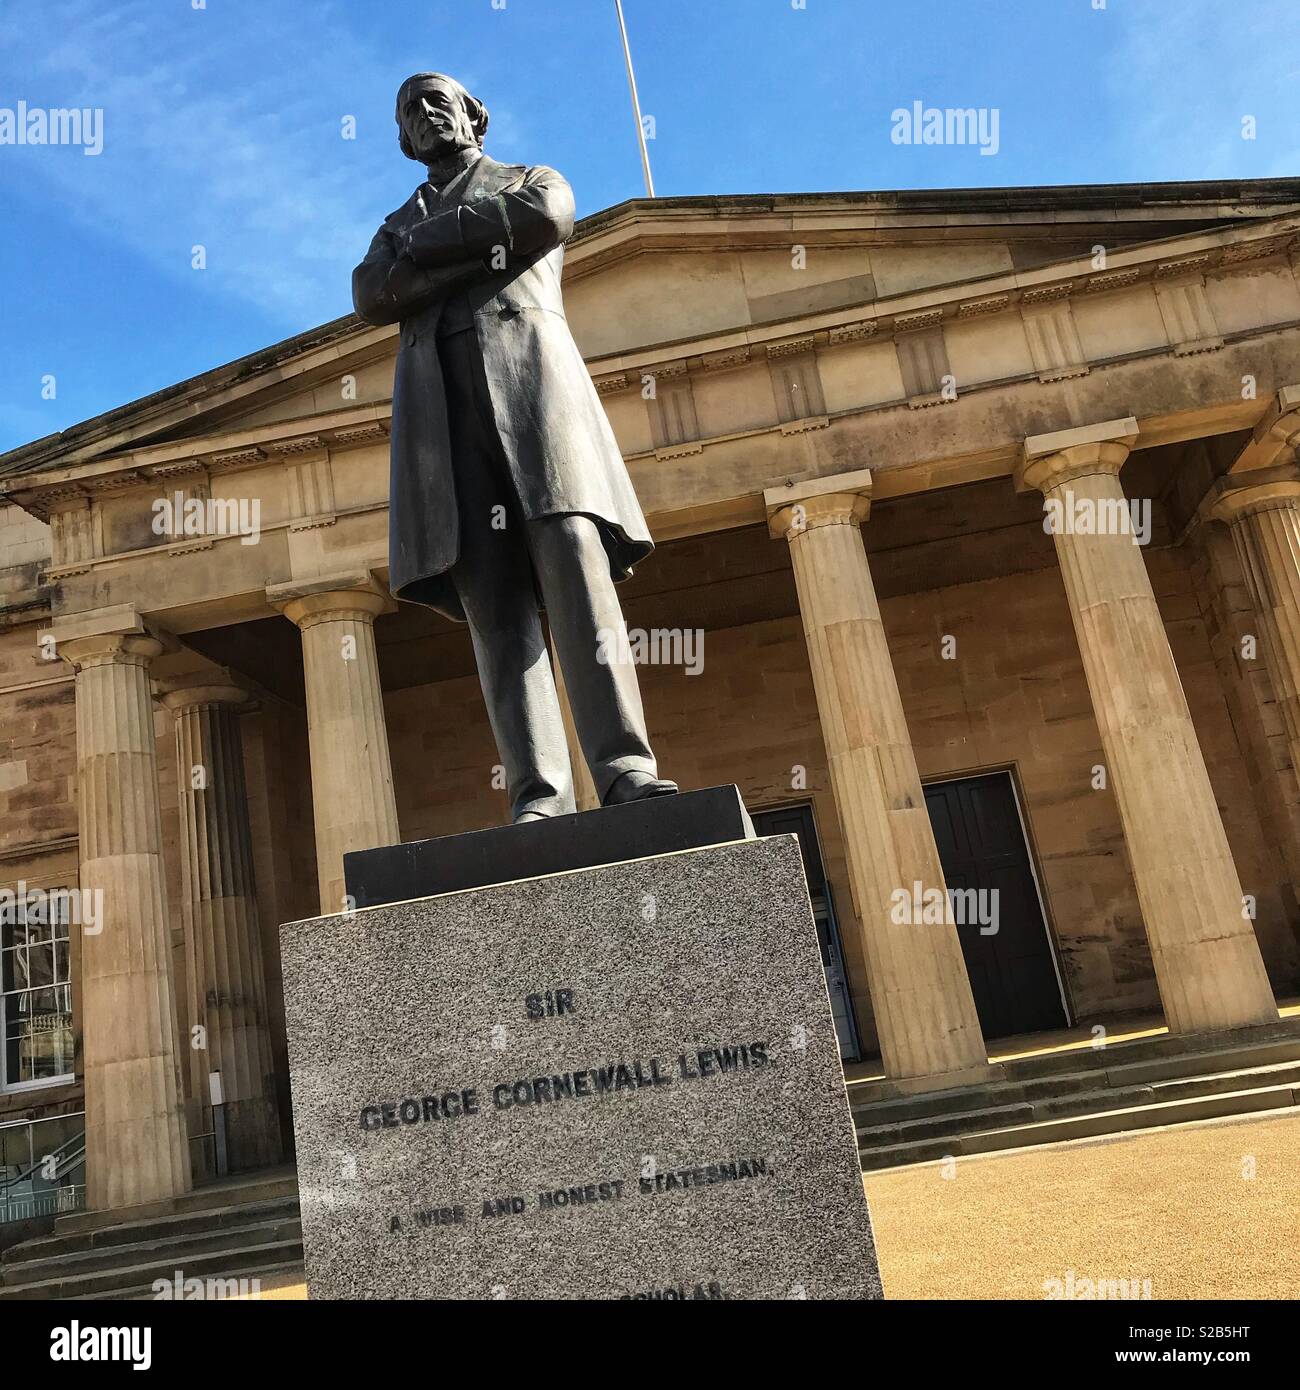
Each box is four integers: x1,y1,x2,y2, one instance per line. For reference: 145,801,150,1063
613,0,655,197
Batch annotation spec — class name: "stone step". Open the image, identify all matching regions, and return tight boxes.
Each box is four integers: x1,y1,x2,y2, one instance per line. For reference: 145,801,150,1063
2,1196,301,1265
858,1099,1037,1146
849,1071,1095,1125
1,1215,302,1287
859,1086,1300,1173
849,1034,1300,1127
52,1168,299,1235
1041,1059,1300,1117
996,1019,1300,1082
1103,1037,1300,1086
856,1059,1300,1146
0,1236,304,1300
849,1017,1300,1108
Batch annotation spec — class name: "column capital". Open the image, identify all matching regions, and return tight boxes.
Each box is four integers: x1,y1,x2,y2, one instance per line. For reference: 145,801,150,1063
1227,383,1300,475
47,602,170,669
1209,473,1300,526
266,572,394,630
157,667,256,714
58,631,163,672
1017,416,1139,494
764,467,873,539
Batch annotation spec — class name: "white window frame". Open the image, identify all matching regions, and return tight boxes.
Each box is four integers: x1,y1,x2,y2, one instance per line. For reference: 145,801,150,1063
1,886,75,1094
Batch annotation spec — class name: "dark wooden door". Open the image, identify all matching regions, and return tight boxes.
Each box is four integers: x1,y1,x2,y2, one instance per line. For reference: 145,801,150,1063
923,772,1066,1039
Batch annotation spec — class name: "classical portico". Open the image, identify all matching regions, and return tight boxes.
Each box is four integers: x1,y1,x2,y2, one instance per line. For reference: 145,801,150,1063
4,178,1300,1207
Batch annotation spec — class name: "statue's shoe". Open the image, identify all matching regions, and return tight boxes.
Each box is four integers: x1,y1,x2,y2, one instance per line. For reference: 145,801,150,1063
603,770,680,806
513,810,548,824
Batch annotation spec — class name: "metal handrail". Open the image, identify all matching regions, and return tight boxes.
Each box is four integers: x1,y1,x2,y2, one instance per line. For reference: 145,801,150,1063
0,1107,83,1132
2,1183,83,1222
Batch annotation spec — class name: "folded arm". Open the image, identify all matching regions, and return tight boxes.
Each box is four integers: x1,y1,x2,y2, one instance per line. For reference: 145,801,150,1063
400,165,576,271
351,226,488,327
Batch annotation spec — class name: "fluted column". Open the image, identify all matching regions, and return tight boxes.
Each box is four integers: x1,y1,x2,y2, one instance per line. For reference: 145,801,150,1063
270,583,399,913
59,631,191,1210
765,470,989,1082
160,678,280,1171
1212,477,1300,783
1020,419,1277,1032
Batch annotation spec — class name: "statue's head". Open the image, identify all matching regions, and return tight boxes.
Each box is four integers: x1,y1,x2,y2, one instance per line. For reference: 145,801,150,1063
395,73,489,164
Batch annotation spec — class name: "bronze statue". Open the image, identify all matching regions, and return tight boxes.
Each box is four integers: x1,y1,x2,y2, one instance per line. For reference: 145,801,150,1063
353,73,676,823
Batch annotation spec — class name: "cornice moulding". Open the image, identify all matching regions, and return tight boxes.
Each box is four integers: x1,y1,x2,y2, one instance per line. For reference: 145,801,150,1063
6,214,1300,512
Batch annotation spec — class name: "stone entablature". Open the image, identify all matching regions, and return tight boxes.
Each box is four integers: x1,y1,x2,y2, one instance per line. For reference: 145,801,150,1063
586,220,1300,405
6,210,1300,575
589,229,1295,383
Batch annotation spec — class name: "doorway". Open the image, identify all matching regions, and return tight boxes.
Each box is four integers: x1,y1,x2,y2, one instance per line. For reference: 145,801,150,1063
922,770,1068,1039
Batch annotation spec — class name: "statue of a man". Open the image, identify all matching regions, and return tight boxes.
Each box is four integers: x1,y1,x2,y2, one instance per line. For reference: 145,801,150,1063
353,73,677,823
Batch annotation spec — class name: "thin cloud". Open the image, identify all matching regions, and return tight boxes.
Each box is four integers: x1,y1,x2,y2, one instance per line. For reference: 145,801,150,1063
1104,0,1299,180
0,0,406,325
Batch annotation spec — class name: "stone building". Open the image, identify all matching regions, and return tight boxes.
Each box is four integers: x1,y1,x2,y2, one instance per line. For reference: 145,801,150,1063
3,177,1300,1214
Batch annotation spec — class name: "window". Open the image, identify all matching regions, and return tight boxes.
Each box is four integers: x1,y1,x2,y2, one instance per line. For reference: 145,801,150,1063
1,890,74,1090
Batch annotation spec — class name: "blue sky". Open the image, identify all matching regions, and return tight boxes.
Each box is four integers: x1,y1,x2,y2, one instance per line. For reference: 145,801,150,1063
1,0,1297,454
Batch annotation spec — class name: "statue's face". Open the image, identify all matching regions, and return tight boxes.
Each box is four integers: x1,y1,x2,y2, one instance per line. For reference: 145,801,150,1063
399,80,475,163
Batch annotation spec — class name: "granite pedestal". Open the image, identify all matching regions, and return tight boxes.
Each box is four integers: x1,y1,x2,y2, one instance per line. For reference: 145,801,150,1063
281,830,880,1300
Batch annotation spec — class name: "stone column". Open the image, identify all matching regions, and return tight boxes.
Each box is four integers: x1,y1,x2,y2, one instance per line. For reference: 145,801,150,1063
1019,418,1277,1032
159,677,281,1171
58,629,191,1210
1211,476,1300,785
765,470,990,1084
269,580,399,913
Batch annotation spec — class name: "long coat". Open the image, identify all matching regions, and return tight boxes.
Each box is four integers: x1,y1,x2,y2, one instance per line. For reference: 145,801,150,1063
352,154,652,620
